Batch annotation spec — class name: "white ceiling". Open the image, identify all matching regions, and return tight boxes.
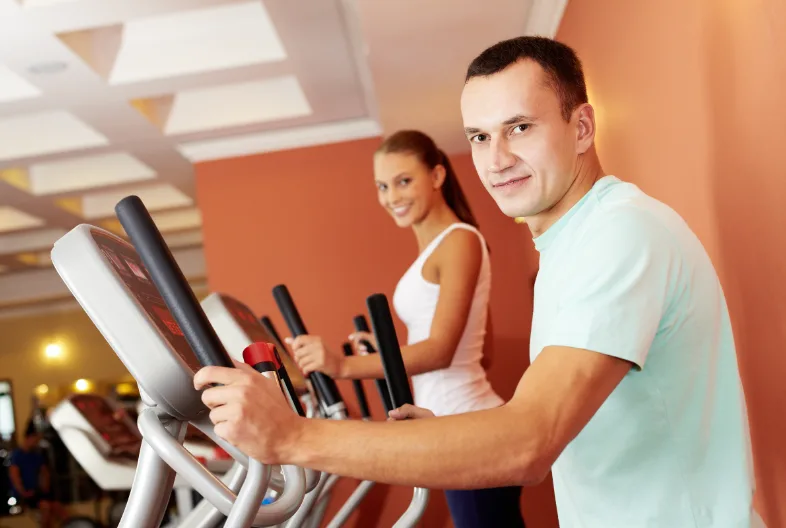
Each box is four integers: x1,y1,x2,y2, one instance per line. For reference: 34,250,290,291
0,0,566,316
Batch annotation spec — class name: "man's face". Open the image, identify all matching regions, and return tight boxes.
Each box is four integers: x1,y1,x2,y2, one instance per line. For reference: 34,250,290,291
461,59,583,219
23,433,40,449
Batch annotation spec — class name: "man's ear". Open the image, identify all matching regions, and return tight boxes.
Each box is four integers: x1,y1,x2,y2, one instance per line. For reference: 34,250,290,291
574,103,596,155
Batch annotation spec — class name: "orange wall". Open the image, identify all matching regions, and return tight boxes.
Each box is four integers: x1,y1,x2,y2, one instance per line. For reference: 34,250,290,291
195,138,559,526
558,0,786,525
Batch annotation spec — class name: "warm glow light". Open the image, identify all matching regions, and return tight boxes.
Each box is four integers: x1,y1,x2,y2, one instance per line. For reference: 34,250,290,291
44,343,62,358
74,379,89,392
34,384,49,396
115,382,137,396
514,217,527,224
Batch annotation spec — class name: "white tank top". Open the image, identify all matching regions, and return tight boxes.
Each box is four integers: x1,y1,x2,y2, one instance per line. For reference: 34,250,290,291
392,223,504,416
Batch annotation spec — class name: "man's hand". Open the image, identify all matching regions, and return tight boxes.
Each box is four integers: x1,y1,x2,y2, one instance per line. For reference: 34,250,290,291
193,366,303,464
388,404,435,421
286,335,346,378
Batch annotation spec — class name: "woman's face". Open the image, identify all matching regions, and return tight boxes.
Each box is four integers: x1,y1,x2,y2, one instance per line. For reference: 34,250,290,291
374,151,439,228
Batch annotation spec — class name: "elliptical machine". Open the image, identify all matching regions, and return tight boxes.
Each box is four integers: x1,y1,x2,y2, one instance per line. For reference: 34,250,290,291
48,195,427,527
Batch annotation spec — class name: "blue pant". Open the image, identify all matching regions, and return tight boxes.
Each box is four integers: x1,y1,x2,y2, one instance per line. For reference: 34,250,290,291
445,486,526,528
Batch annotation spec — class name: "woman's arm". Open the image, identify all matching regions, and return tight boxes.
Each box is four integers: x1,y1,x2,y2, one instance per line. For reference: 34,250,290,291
290,229,484,379
481,308,495,370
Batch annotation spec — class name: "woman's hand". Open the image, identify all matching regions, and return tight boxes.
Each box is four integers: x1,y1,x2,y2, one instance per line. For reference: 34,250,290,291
387,404,436,421
348,331,378,355
286,335,346,378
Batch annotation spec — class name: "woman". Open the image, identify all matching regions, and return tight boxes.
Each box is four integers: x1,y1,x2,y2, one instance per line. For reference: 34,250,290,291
287,130,525,528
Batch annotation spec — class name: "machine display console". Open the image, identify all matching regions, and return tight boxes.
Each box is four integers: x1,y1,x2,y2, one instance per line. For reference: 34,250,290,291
90,229,202,373
70,394,140,454
219,295,307,392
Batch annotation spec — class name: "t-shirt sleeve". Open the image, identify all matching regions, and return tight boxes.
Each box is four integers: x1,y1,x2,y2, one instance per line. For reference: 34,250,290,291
543,209,677,368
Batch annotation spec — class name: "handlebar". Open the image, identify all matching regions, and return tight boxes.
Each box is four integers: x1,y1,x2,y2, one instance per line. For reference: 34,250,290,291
342,343,371,420
115,196,233,369
352,314,394,413
272,284,345,413
366,294,413,407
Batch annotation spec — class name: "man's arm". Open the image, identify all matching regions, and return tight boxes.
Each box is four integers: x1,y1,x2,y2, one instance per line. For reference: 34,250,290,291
198,344,632,489
8,464,30,497
286,346,631,488
39,463,50,493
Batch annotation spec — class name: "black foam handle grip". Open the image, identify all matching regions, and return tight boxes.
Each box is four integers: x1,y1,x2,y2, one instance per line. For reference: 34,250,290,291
366,294,413,408
271,284,344,409
353,314,394,413
260,316,284,346
342,343,371,419
115,196,233,369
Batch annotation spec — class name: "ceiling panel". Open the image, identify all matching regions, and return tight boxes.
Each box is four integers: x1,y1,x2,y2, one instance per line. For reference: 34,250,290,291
0,207,45,233
23,0,80,5
0,64,42,102
164,76,312,135
26,152,157,195
109,1,286,85
0,111,109,161
177,117,382,163
164,229,203,248
152,207,202,232
78,183,193,219
16,250,52,267
0,227,67,255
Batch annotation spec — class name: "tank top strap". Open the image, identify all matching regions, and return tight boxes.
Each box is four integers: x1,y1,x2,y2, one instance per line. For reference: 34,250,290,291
415,223,486,269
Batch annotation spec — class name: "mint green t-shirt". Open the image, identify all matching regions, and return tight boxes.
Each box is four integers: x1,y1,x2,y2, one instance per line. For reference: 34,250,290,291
531,176,754,527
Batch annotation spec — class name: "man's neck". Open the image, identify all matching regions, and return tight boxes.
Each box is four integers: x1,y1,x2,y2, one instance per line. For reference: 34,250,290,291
527,152,605,238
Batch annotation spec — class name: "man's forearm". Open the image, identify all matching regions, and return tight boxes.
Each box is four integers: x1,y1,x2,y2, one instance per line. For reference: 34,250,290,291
40,469,50,492
284,405,546,489
9,468,26,494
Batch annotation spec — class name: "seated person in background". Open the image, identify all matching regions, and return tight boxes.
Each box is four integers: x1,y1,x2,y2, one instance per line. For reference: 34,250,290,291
8,424,66,528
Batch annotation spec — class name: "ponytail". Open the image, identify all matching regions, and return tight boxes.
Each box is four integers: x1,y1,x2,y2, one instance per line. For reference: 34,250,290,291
437,149,479,228
376,130,480,229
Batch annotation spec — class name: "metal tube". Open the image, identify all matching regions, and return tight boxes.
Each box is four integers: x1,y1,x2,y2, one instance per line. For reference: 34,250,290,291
325,481,375,528
118,438,176,527
392,488,430,528
224,459,268,528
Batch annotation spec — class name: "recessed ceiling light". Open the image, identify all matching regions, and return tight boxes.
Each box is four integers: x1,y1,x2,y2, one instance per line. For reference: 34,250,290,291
27,61,68,75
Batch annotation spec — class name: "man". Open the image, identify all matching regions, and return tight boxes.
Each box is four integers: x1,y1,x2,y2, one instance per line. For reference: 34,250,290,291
194,36,755,527
8,425,65,527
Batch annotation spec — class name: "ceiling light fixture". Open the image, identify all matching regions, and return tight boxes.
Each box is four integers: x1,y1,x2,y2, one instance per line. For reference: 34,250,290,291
44,343,63,358
27,61,68,75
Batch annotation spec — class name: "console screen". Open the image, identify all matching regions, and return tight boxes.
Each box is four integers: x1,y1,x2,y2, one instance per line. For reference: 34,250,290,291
90,229,202,372
219,295,307,392
71,394,140,451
